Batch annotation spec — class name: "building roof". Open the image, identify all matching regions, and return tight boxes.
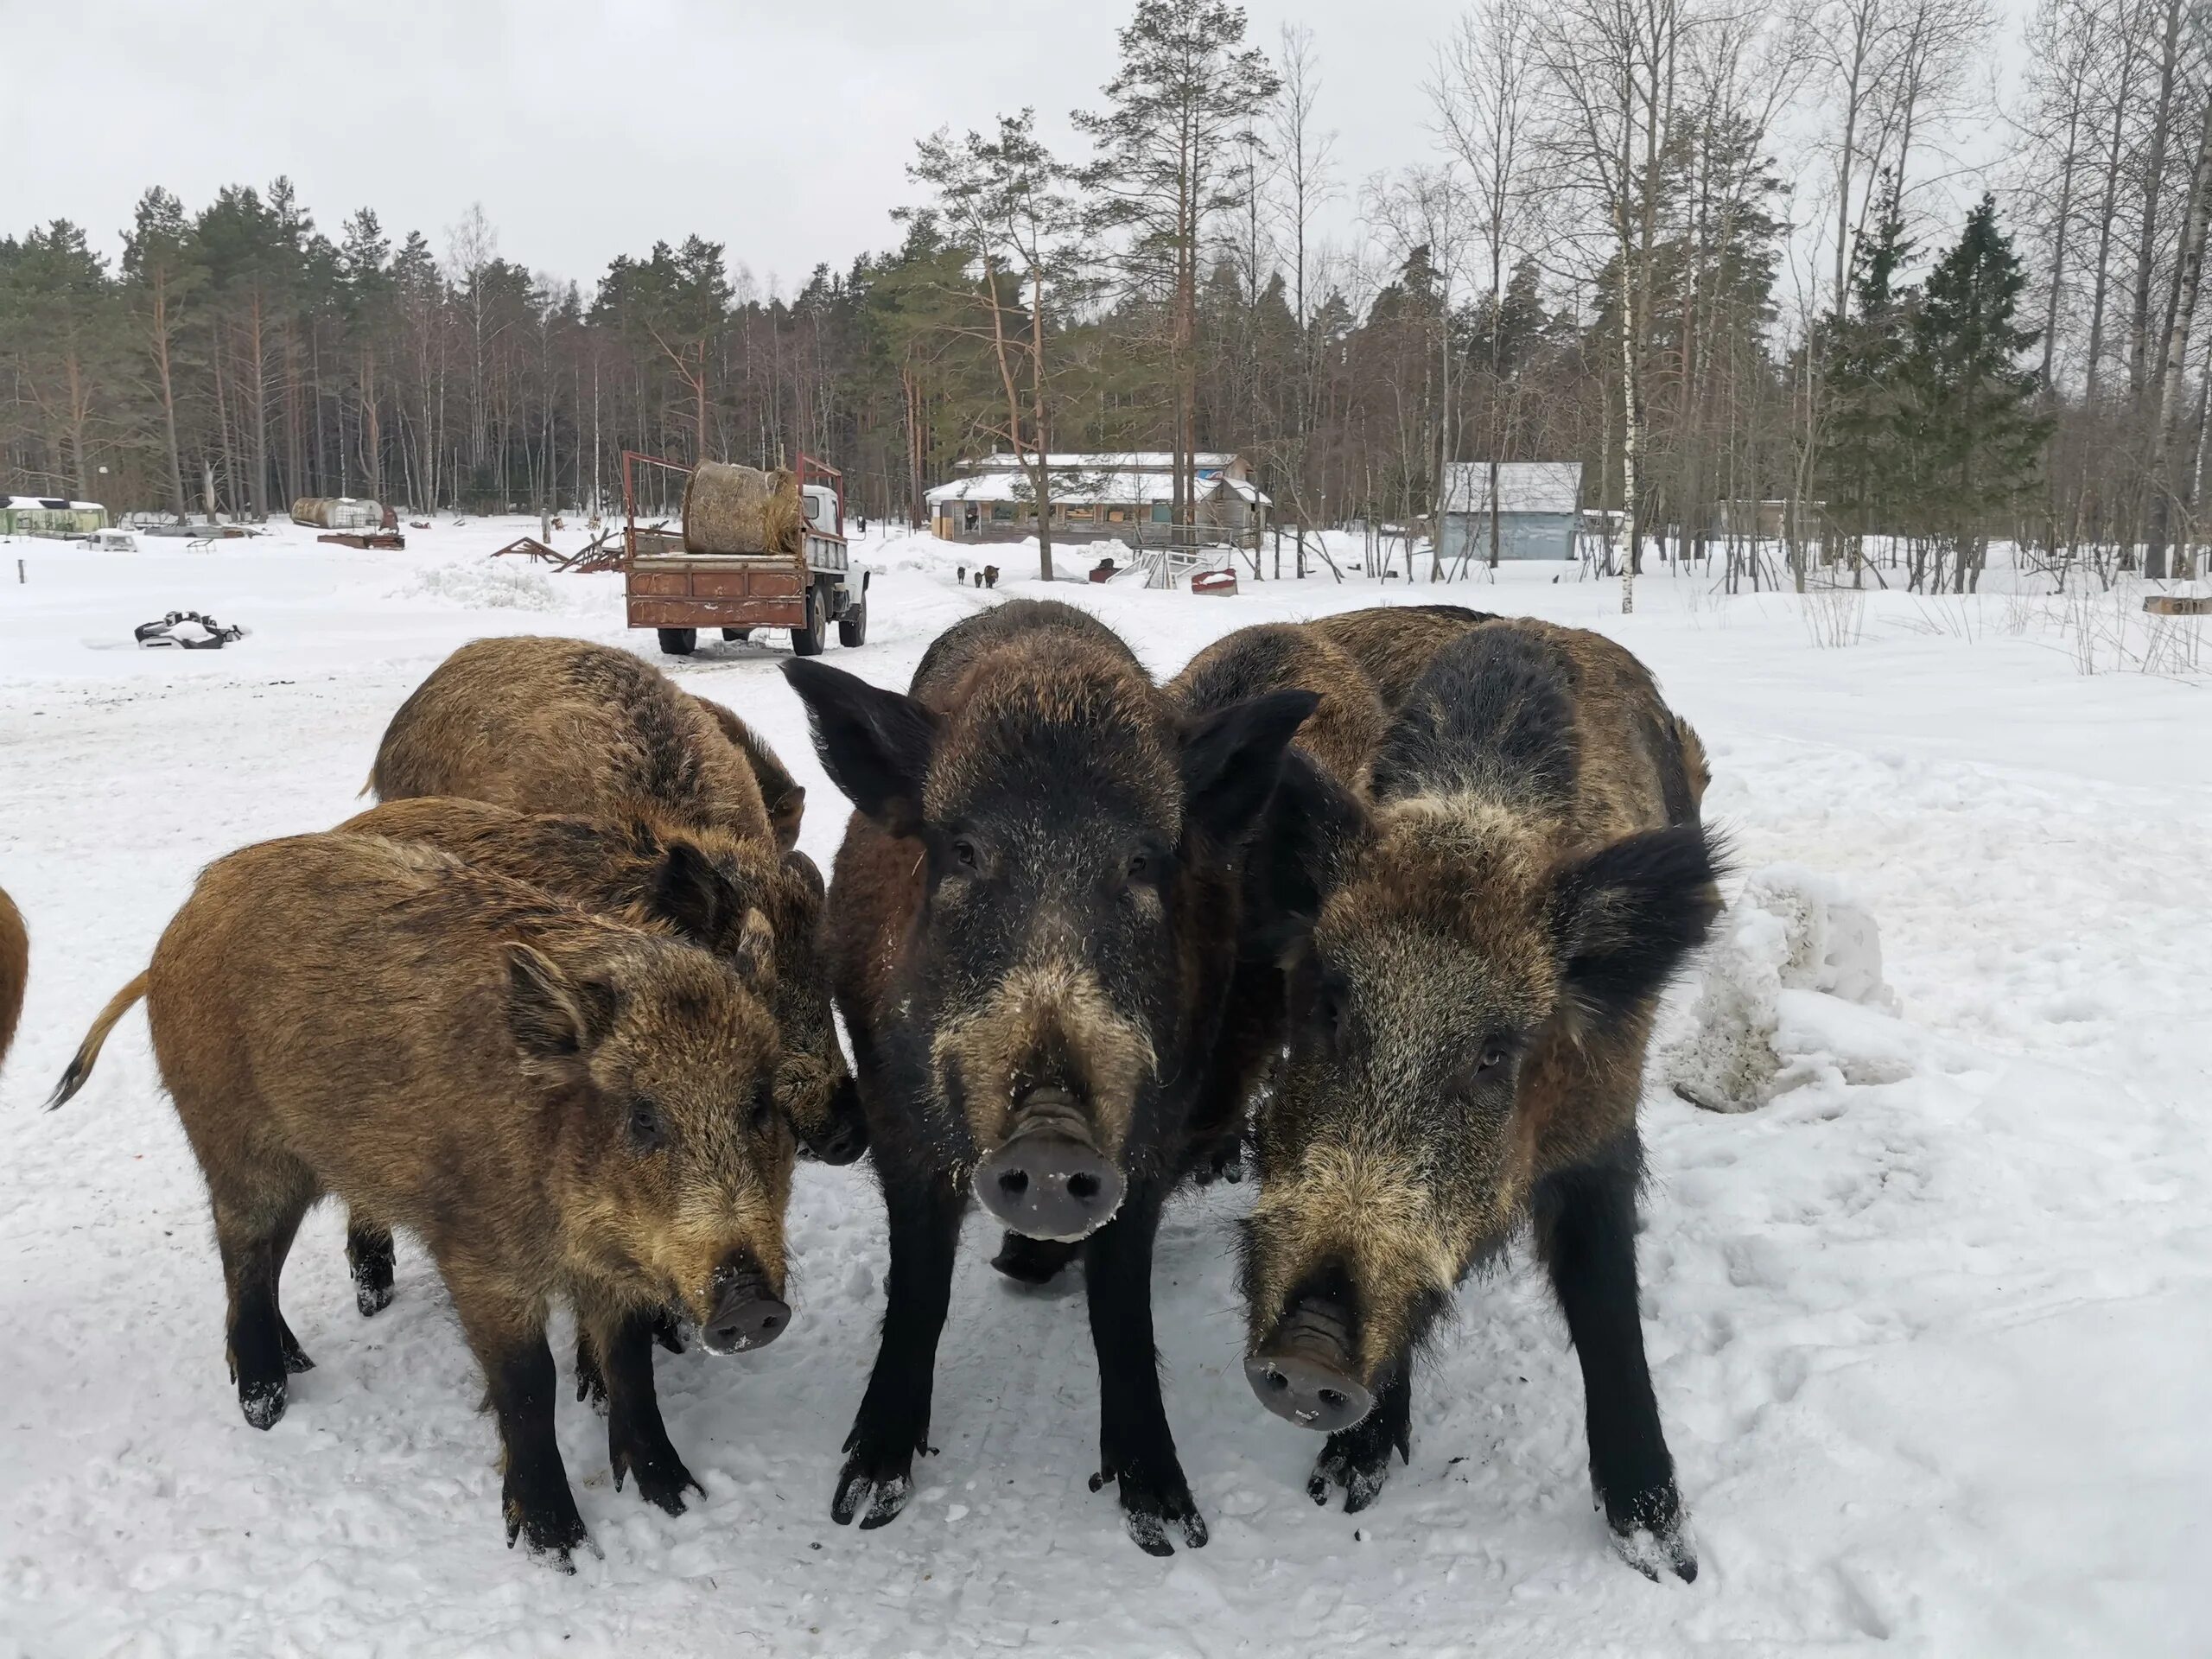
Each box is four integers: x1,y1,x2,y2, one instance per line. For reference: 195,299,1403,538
5,495,103,512
961,452,1240,474
926,472,1268,508
1441,462,1583,516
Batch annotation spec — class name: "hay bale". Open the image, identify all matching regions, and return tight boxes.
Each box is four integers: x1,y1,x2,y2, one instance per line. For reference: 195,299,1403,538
683,463,804,556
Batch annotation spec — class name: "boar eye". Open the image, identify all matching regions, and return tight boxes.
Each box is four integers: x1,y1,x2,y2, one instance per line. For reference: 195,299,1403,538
1471,1041,1513,1082
1125,850,1149,880
950,837,980,871
627,1100,666,1152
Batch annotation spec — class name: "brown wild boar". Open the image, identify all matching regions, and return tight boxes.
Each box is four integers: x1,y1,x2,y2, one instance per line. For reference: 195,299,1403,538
321,797,813,1319
370,635,780,847
690,692,807,851
788,600,1313,1555
367,637,861,1164
48,832,795,1569
1306,603,1494,712
1235,613,1721,1581
1161,623,1389,1192
0,883,24,1076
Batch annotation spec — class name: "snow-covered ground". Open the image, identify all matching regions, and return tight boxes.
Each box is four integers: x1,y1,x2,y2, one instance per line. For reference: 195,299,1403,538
1,517,2206,1656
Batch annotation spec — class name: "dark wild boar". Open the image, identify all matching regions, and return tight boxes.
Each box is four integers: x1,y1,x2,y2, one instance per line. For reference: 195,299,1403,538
48,833,795,1569
786,599,1313,1555
368,637,861,1163
1237,615,1720,1581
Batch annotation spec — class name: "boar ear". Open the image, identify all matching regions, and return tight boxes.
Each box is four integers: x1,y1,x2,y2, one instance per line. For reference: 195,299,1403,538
1179,689,1320,849
506,943,616,1063
1249,749,1373,954
649,840,740,950
733,906,776,986
784,659,937,834
779,847,827,906
1548,823,1726,1025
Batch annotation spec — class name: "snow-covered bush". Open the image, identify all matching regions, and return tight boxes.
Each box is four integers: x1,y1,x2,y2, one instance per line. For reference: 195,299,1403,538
1666,863,1905,1113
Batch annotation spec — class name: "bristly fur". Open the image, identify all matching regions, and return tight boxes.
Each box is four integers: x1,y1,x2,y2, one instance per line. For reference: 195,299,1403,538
1370,626,1580,810
1206,608,1724,1560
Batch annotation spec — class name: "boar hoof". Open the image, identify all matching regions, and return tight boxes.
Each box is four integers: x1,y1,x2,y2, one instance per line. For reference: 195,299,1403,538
346,1225,396,1318
611,1426,704,1516
1306,1393,1409,1514
1090,1461,1209,1556
989,1231,1077,1287
505,1491,594,1573
831,1460,915,1530
1607,1484,1696,1583
238,1380,288,1431
574,1338,608,1413
278,1319,315,1376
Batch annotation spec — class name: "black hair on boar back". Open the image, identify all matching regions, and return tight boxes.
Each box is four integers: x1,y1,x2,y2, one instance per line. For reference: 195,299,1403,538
782,603,1315,1556
1238,618,1723,1577
106,831,794,1569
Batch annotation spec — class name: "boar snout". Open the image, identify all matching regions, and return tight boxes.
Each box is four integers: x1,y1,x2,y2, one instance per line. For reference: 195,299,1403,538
1246,1296,1373,1433
700,1255,791,1356
971,1085,1125,1241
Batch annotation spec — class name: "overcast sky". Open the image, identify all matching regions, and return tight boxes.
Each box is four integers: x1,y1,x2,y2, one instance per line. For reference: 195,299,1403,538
5,0,1471,292
9,0,2029,296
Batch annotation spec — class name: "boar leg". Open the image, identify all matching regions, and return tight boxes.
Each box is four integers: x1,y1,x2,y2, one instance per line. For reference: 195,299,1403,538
1534,1140,1696,1583
454,1288,590,1572
589,1305,704,1516
832,1172,963,1531
1307,1370,1412,1513
1083,1182,1208,1556
345,1213,397,1317
213,1173,315,1430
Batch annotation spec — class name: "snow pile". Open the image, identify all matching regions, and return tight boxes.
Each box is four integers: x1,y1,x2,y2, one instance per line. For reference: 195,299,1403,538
400,558,568,613
1667,863,1908,1112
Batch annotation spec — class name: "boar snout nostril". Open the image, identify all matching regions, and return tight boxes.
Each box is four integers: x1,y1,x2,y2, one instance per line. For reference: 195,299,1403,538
1247,1298,1373,1433
972,1132,1123,1243
699,1258,790,1355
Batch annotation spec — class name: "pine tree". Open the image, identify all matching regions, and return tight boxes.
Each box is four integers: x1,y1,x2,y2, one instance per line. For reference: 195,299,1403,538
1819,181,1915,582
1895,194,2053,591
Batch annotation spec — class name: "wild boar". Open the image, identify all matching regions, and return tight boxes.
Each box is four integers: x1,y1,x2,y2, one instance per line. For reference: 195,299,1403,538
321,796,831,1323
787,599,1313,1555
369,635,779,849
1306,603,1494,711
1236,615,1720,1581
0,884,24,1075
690,691,807,852
48,832,795,1569
1165,623,1389,1189
367,637,861,1164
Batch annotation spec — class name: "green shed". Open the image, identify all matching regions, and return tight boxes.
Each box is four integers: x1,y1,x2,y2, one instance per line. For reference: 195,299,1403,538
1,496,108,537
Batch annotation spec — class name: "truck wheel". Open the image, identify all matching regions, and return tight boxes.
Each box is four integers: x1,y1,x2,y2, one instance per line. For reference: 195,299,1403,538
658,627,697,656
837,585,868,647
721,627,752,642
790,586,827,657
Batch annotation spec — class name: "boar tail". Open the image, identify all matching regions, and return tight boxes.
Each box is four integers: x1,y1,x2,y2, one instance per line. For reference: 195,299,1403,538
45,972,148,1110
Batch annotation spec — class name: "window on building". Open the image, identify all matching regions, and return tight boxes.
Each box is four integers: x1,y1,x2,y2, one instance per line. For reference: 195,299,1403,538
991,502,1014,522
1150,503,1170,524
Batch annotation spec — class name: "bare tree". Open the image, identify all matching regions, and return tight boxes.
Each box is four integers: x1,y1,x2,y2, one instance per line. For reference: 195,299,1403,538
1433,0,1546,569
